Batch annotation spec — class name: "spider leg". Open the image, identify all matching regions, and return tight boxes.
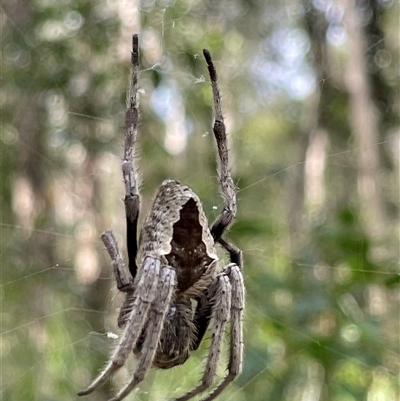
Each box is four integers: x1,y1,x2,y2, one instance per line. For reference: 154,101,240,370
101,231,138,328
203,50,237,243
191,238,242,350
123,34,141,279
101,231,134,291
109,266,176,401
218,237,242,268
191,294,213,352
200,264,244,401
171,274,232,401
78,257,161,397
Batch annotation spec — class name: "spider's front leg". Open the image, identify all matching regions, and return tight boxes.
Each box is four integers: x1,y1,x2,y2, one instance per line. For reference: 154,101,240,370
171,263,244,401
201,264,244,401
78,256,161,397
110,265,176,401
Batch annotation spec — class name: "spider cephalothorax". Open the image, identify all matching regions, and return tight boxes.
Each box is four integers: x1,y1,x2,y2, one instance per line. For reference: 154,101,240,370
78,35,244,401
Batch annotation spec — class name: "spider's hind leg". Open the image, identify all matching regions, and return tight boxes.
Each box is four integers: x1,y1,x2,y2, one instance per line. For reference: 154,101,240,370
218,237,242,268
203,50,237,243
123,34,141,279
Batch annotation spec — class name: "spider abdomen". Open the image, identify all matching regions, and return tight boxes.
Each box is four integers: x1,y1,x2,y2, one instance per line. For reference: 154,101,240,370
139,180,218,297
166,198,216,292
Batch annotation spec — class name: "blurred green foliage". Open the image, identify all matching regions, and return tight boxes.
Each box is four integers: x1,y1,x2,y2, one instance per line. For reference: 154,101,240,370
1,1,399,401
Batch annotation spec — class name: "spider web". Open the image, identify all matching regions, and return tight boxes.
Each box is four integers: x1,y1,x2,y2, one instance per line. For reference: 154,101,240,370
1,1,399,401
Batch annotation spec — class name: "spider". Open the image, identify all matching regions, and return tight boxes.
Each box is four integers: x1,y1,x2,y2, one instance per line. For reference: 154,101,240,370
78,34,244,401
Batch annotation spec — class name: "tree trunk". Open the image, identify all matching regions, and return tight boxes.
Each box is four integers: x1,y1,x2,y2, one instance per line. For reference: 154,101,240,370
342,0,387,237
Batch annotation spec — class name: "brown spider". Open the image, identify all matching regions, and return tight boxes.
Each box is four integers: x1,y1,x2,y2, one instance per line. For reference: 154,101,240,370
78,35,244,401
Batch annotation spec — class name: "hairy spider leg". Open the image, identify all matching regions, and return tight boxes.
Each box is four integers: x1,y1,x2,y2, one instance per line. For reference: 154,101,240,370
203,50,236,243
110,267,176,401
123,34,140,279
172,274,231,401
202,50,242,273
171,51,244,401
200,264,244,401
191,49,242,350
77,257,161,396
101,231,134,291
171,263,244,401
191,241,242,350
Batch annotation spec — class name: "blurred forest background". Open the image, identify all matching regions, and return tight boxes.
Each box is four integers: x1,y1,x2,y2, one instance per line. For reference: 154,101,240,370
1,0,399,400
